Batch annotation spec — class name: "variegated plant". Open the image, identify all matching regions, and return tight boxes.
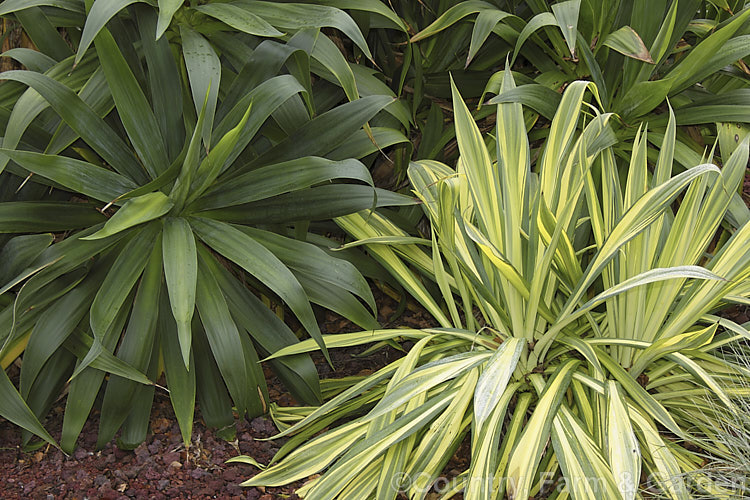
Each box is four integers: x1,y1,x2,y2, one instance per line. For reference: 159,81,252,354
232,71,750,499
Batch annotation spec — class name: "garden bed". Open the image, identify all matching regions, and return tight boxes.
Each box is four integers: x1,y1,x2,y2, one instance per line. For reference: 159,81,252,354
0,291,443,499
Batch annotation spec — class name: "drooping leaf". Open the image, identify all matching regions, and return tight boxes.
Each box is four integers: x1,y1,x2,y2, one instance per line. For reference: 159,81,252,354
603,26,654,63
0,149,139,202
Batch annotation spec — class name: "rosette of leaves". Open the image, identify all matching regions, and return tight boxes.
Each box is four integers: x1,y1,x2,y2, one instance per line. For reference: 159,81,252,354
0,1,414,452
232,73,750,499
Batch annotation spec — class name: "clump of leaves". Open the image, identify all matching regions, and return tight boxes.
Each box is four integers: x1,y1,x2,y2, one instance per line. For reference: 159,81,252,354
0,0,414,452
232,72,750,499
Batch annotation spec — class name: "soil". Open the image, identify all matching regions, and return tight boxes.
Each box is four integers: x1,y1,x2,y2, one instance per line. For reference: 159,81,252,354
0,291,444,500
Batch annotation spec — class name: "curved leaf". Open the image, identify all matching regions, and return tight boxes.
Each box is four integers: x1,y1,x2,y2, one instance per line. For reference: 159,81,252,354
0,70,146,183
189,217,328,363
194,4,284,37
77,0,143,64
0,149,139,202
82,192,173,240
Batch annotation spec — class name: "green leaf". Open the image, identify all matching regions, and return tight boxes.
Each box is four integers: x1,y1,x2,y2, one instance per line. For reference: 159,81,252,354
63,330,153,386
194,4,284,37
551,0,581,59
487,84,562,121
616,79,672,121
169,89,208,213
195,252,251,416
181,25,221,147
411,1,495,42
0,149,139,202
467,10,513,67
81,193,173,240
77,0,143,64
158,289,195,447
156,0,182,39
237,226,375,312
200,247,322,405
0,70,146,183
512,12,557,65
249,95,394,168
603,26,654,63
89,224,159,343
189,217,328,363
19,277,97,397
0,48,56,72
0,235,52,287
199,185,415,225
61,292,131,453
0,0,84,16
15,7,72,61
0,202,105,233
187,102,253,204
313,0,407,32
95,27,169,179
664,8,750,94
232,0,373,61
196,157,373,211
162,217,197,368
97,239,162,446
0,366,57,449
192,322,236,434
136,5,183,159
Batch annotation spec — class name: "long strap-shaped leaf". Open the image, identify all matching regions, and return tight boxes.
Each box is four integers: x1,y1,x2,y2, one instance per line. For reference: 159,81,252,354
181,25,221,148
82,192,173,240
162,217,197,368
97,239,163,447
197,157,373,211
195,250,251,417
199,249,322,405
506,359,579,500
0,202,105,233
0,70,146,183
0,149,138,203
232,0,374,61
77,0,143,64
247,95,393,169
95,27,169,179
158,289,196,448
189,216,329,364
0,365,58,449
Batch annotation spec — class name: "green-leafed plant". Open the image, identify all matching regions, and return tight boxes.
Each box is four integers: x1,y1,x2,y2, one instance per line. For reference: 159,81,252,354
408,0,750,227
0,0,415,452
232,73,750,499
